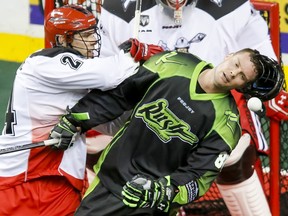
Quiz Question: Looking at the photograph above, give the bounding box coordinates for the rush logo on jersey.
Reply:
[135,99,199,145]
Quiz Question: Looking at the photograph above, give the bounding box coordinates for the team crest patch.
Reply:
[140,15,149,27]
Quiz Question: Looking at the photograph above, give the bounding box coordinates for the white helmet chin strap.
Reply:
[157,0,197,24]
[166,0,188,24]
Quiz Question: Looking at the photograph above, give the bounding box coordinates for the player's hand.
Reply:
[122,174,175,212]
[264,89,288,121]
[119,38,164,62]
[49,114,80,150]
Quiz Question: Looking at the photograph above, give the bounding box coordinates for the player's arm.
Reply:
[121,134,234,211]
[49,67,159,149]
[235,8,277,60]
[170,135,233,206]
[98,6,132,57]
[122,112,241,210]
[32,40,161,92]
[169,109,241,206]
[71,66,158,130]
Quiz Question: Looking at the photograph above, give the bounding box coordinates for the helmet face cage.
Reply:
[45,5,101,57]
[156,0,197,9]
[156,0,197,24]
[70,25,102,58]
[237,52,284,101]
[166,0,188,9]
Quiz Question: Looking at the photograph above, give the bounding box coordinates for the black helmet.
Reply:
[237,52,284,101]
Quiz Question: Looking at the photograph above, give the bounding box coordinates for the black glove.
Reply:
[119,38,164,62]
[49,113,80,150]
[122,174,176,212]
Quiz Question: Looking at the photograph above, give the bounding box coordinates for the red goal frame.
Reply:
[251,1,281,215]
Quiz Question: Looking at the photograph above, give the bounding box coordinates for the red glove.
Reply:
[119,38,164,62]
[264,89,288,121]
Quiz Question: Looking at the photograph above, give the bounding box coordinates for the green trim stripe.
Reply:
[71,112,90,121]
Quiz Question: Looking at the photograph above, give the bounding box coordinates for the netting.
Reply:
[183,117,288,216]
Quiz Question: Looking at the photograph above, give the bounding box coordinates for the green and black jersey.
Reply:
[72,51,241,205]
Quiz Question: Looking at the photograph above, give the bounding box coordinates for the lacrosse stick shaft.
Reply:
[0,139,59,155]
[133,0,142,39]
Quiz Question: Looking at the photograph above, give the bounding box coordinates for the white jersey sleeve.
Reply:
[98,8,133,57]
[0,47,138,189]
[217,1,277,60]
[98,2,224,64]
[29,49,138,91]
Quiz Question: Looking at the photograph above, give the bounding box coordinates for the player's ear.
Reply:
[56,35,67,46]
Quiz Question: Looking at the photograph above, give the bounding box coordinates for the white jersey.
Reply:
[98,0,276,151]
[99,0,276,63]
[0,47,138,190]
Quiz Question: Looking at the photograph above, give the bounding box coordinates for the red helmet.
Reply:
[45,5,97,47]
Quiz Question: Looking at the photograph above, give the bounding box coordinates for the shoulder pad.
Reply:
[196,0,248,20]
[102,0,156,23]
[30,47,81,58]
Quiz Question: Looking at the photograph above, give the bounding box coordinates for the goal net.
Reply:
[44,1,288,215]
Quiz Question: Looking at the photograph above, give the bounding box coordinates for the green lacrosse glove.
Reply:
[49,112,80,150]
[122,174,176,212]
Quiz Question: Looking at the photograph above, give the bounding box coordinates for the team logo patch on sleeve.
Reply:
[224,110,239,134]
[135,99,199,146]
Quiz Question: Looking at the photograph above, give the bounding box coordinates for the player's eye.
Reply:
[234,58,240,68]
[240,72,247,81]
[80,30,95,37]
[80,33,91,37]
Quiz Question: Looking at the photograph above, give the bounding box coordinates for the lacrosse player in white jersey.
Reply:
[89,0,280,215]
[0,4,163,216]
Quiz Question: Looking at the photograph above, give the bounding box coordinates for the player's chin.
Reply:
[218,82,234,92]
